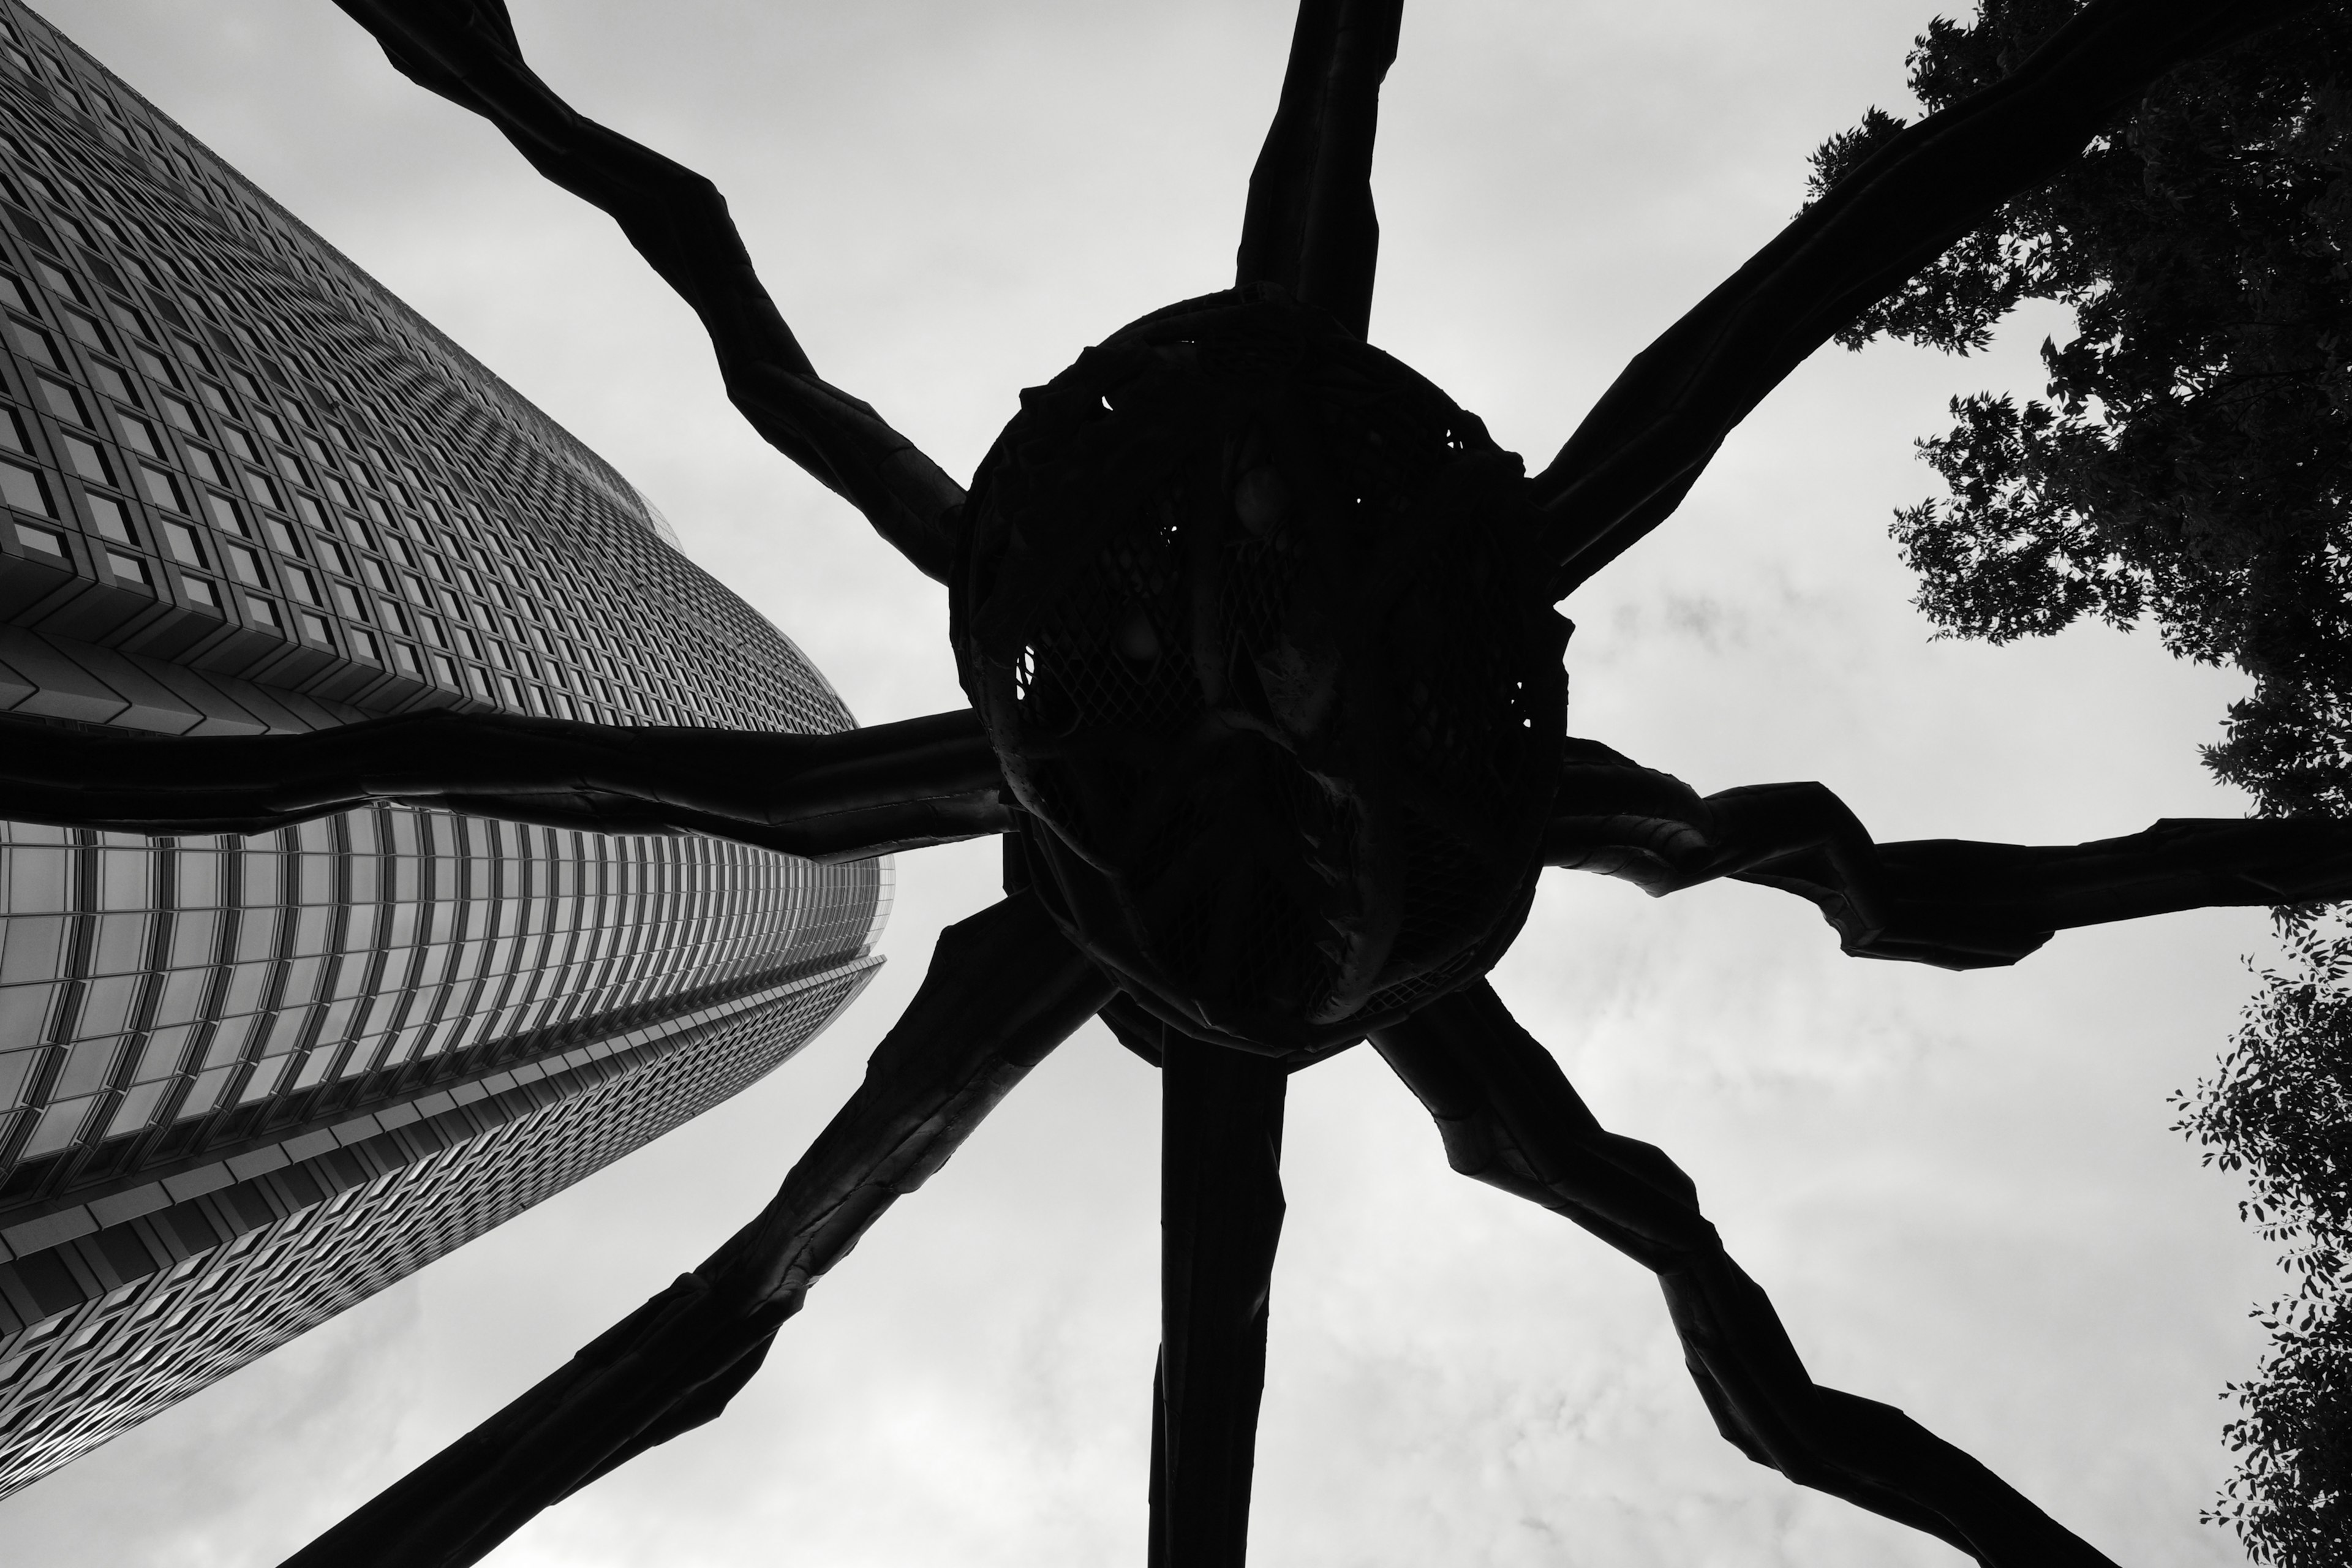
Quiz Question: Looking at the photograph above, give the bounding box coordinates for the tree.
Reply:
[1814,4,2352,1559]
[1810,0,2352,818]
[2176,926,2352,1565]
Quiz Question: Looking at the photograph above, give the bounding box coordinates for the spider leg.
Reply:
[1542,736,2352,969]
[0,705,1008,861]
[1528,0,2318,598]
[1148,1029,1289,1568]
[1371,981,2119,1568]
[278,891,1115,1568]
[330,1,964,580]
[1234,0,1404,338]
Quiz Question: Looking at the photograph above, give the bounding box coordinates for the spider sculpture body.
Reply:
[965,292,1566,1055]
[2,2,2345,1566]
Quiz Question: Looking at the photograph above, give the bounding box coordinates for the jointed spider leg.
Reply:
[1234,0,1403,339]
[1371,981,2120,1568]
[1149,1030,1289,1568]
[1529,0,2320,598]
[0,706,1008,861]
[280,891,1115,1568]
[331,0,965,580]
[1543,736,2352,968]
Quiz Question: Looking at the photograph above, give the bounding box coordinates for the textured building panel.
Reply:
[0,0,889,1495]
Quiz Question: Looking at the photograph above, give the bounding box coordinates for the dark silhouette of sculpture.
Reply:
[0,1,2340,1563]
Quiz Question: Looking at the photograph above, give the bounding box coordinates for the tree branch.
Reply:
[279,891,1115,1568]
[1529,0,2320,599]
[0,706,1009,862]
[331,0,965,581]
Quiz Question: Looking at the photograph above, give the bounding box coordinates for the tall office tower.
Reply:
[0,2,889,1496]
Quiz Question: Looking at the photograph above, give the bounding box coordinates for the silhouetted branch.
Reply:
[331,0,965,581]
[1371,982,2120,1568]
[1529,0,2320,598]
[280,891,1115,1568]
[1234,0,1403,338]
[1542,736,2352,968]
[0,707,1008,862]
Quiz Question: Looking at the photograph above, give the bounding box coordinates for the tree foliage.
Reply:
[1817,3,2352,1556]
[2176,927,2352,1565]
[1812,0,2352,817]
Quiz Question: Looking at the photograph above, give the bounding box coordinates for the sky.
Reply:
[0,2,2295,1566]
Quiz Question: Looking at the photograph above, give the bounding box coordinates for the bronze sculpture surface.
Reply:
[0,2,2337,1564]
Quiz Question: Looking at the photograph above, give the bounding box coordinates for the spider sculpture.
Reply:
[3,1,2345,1564]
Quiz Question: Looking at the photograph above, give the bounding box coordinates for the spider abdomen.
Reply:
[958,288,1570,1054]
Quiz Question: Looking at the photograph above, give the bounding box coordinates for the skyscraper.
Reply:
[0,0,886,1496]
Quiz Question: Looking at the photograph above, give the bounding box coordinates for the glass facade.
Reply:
[0,0,888,1497]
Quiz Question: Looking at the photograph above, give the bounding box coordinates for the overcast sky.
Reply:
[0,3,2291,1566]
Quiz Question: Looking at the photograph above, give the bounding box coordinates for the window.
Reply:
[314,537,350,575]
[243,596,279,630]
[263,516,301,556]
[331,582,365,620]
[298,611,331,644]
[181,576,218,610]
[85,493,133,544]
[38,374,88,426]
[0,457,52,515]
[59,307,108,352]
[32,259,80,303]
[391,641,421,675]
[429,653,458,687]
[132,344,180,389]
[0,272,24,312]
[222,543,262,587]
[283,565,320,605]
[112,410,157,454]
[222,424,257,462]
[108,300,151,341]
[89,360,132,402]
[205,492,246,535]
[254,407,287,443]
[186,445,226,485]
[104,549,148,587]
[61,434,111,484]
[243,469,281,510]
[0,405,26,452]
[139,463,184,513]
[10,318,58,367]
[14,522,63,556]
[159,519,205,568]
[349,626,379,661]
